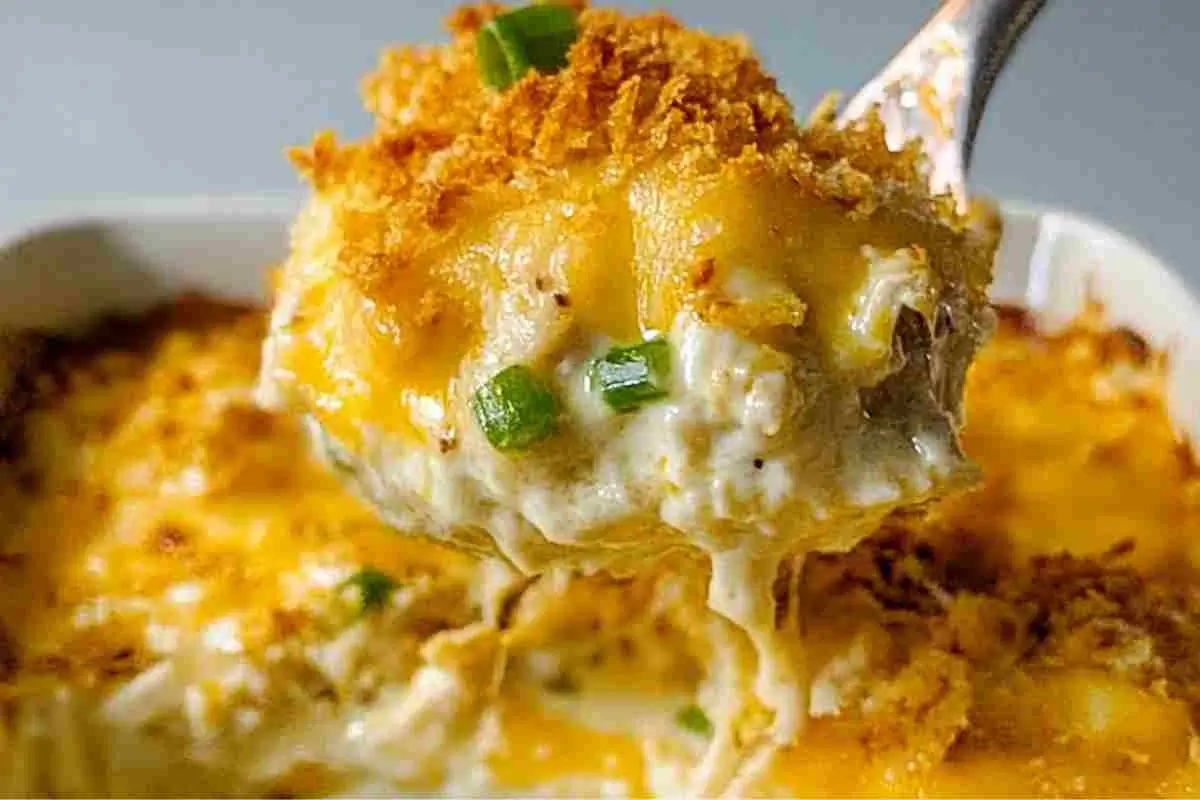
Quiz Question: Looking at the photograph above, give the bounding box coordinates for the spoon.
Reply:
[839,0,1047,206]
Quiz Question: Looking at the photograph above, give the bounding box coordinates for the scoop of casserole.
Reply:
[260,3,994,567]
[257,3,997,736]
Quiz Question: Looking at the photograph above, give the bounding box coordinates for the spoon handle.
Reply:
[839,0,1047,203]
[963,0,1047,169]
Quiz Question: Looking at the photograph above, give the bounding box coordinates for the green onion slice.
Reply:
[477,4,578,91]
[342,568,397,613]
[471,364,561,450]
[590,339,671,413]
[675,704,713,737]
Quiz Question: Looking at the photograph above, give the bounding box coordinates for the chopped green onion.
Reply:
[675,704,713,737]
[342,568,397,613]
[476,4,578,91]
[590,339,671,413]
[471,365,561,450]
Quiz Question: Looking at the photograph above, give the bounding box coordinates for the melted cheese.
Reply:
[3,301,1200,797]
[488,693,649,795]
[262,177,987,560]
[0,305,477,675]
[933,307,1200,572]
[743,309,1200,796]
[0,303,498,795]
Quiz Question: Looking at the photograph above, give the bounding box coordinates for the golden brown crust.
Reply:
[356,3,798,173]
[288,2,946,297]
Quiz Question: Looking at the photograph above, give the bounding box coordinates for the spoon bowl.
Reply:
[840,0,1047,204]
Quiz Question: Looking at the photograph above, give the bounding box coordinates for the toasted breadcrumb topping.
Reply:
[288,2,951,297]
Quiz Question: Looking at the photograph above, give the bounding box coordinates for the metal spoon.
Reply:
[839,0,1047,205]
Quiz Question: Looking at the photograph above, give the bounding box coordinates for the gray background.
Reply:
[3,2,1198,285]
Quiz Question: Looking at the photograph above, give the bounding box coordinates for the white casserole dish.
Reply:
[2,197,1197,446]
